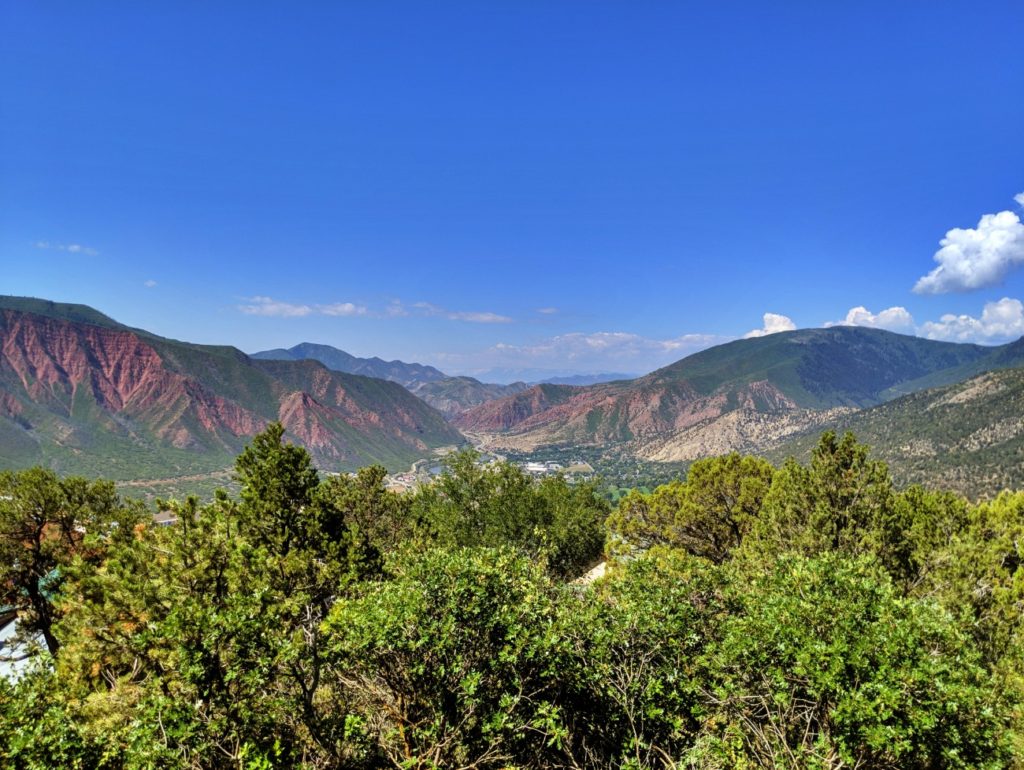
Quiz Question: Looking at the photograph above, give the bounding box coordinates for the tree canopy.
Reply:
[1,427,1022,768]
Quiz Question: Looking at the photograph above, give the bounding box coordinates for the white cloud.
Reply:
[319,302,368,317]
[239,296,370,318]
[34,241,99,256]
[919,297,1024,343]
[144,279,158,288]
[238,296,503,322]
[455,311,513,323]
[537,307,559,315]
[412,301,512,323]
[825,305,915,332]
[494,331,724,360]
[744,312,796,338]
[913,194,1024,294]
[239,296,314,317]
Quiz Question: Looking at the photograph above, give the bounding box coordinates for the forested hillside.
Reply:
[2,427,1023,768]
[771,367,1024,498]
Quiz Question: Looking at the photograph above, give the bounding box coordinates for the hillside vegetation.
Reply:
[770,367,1024,498]
[3,427,1024,768]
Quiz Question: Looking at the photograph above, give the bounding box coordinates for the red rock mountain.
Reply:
[0,298,464,480]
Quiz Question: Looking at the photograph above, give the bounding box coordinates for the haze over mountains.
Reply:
[3,295,1024,498]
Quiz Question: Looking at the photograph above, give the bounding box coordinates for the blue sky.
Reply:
[2,2,1023,379]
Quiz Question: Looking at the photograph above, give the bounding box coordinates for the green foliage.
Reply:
[324,547,568,769]
[3,428,1024,768]
[0,666,121,770]
[606,453,773,562]
[559,550,726,768]
[412,450,608,578]
[0,468,143,656]
[235,421,321,551]
[692,554,1010,769]
[322,464,412,555]
[926,491,1024,672]
[744,432,897,563]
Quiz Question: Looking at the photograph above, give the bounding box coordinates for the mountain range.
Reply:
[455,327,1024,467]
[251,344,635,416]
[252,342,529,417]
[3,295,1024,500]
[0,297,462,484]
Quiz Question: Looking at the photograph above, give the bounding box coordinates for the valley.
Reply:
[4,295,1024,501]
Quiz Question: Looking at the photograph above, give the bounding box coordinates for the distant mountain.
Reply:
[537,373,637,386]
[252,342,448,388]
[0,297,464,483]
[454,383,582,433]
[456,327,1024,462]
[252,342,528,417]
[467,367,645,385]
[769,367,1024,499]
[407,376,531,419]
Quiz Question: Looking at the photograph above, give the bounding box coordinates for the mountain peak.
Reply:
[0,295,128,331]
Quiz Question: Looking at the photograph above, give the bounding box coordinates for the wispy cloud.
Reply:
[237,296,370,318]
[319,302,368,317]
[144,279,158,288]
[238,296,504,321]
[537,307,559,315]
[384,300,409,318]
[34,241,99,256]
[919,297,1024,343]
[493,331,726,359]
[239,296,314,317]
[743,312,796,338]
[435,330,729,375]
[825,305,915,332]
[913,193,1024,294]
[412,301,512,323]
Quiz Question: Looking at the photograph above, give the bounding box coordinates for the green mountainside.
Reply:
[646,326,995,408]
[7,295,1024,501]
[769,367,1024,499]
[0,296,131,331]
[460,327,1024,469]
